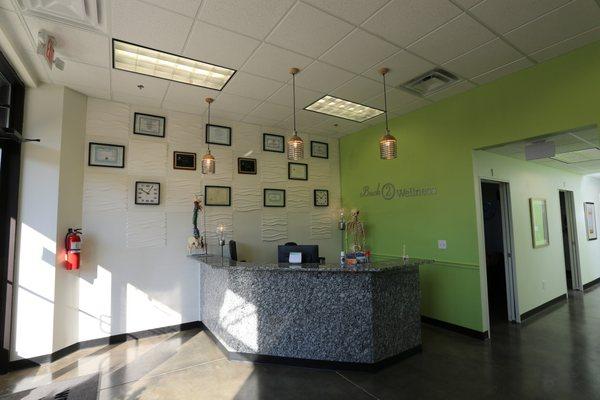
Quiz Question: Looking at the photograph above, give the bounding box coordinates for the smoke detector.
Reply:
[17,0,107,33]
[400,68,459,95]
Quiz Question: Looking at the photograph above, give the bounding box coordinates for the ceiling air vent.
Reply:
[17,0,107,32]
[400,68,458,95]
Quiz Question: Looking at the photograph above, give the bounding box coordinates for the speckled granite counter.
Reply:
[192,254,428,367]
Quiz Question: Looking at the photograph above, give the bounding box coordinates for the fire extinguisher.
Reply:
[65,228,82,270]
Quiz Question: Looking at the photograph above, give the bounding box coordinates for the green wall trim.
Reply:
[340,42,600,332]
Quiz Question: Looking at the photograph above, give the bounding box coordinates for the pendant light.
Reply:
[378,67,397,160]
[287,67,304,160]
[201,97,216,174]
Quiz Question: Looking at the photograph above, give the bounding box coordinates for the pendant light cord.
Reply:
[207,101,211,153]
[383,72,389,134]
[292,72,297,135]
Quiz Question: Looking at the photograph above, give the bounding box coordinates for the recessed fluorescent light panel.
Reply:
[112,40,235,90]
[305,95,383,122]
[552,148,600,164]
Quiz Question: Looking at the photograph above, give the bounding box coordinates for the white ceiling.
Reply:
[484,125,600,174]
[1,0,599,138]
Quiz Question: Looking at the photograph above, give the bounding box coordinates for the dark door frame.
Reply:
[0,50,24,373]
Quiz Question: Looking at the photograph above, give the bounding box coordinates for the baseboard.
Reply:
[202,323,421,371]
[520,294,567,321]
[583,276,600,291]
[421,316,488,340]
[8,321,203,372]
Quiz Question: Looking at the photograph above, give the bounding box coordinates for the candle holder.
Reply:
[217,225,226,258]
[338,208,346,252]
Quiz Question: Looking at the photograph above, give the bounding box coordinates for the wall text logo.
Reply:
[360,183,437,200]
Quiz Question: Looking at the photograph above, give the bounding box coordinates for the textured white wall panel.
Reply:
[261,211,288,242]
[83,172,128,213]
[86,98,130,139]
[126,211,167,248]
[233,186,262,212]
[128,141,168,177]
[310,211,333,239]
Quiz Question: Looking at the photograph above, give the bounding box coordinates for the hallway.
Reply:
[0,286,598,399]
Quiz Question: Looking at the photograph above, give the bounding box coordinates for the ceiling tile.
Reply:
[319,29,399,74]
[0,9,35,53]
[242,114,283,126]
[112,0,193,54]
[242,43,313,82]
[266,84,324,109]
[162,100,204,115]
[303,0,388,25]
[452,0,483,9]
[295,61,355,92]
[393,98,432,116]
[361,0,462,47]
[315,118,364,134]
[470,0,570,34]
[141,0,202,17]
[504,0,600,54]
[530,26,600,62]
[0,0,14,10]
[209,109,247,122]
[222,72,283,100]
[111,69,170,100]
[162,81,221,106]
[50,60,109,90]
[472,57,534,84]
[112,91,163,108]
[443,38,522,78]
[210,92,263,115]
[425,80,476,101]
[198,0,295,40]
[362,50,435,87]
[24,16,109,67]
[184,21,260,69]
[247,101,292,121]
[266,3,353,58]
[68,84,111,100]
[408,13,496,64]
[330,76,382,103]
[363,88,421,111]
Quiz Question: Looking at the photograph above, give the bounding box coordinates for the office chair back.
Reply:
[229,240,238,261]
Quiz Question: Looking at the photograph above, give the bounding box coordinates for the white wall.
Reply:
[474,150,600,315]
[13,92,342,359]
[79,97,341,342]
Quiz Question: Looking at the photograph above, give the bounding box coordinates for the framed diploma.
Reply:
[133,113,166,137]
[88,142,125,168]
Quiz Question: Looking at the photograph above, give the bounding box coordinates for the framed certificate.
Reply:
[584,202,597,240]
[88,142,125,168]
[264,189,285,207]
[206,124,232,146]
[288,162,308,180]
[205,185,231,206]
[173,151,196,170]
[263,133,285,153]
[134,113,166,137]
[311,141,329,159]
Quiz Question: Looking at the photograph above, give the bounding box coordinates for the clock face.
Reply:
[135,182,160,205]
[314,190,328,207]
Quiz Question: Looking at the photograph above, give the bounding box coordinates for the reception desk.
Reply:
[192,255,428,369]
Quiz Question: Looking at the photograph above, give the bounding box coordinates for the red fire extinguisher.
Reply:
[65,228,82,270]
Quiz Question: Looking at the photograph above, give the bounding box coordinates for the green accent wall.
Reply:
[340,41,600,332]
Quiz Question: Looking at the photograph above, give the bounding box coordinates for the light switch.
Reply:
[438,240,447,250]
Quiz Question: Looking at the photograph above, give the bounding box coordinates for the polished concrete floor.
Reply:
[1,286,599,399]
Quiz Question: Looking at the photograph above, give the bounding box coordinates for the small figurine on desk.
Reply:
[187,194,207,255]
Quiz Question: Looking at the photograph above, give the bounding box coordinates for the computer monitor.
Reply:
[277,245,319,263]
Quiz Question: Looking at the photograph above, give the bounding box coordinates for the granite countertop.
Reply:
[189,254,432,273]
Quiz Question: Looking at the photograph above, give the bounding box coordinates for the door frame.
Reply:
[477,179,521,328]
[559,190,583,291]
